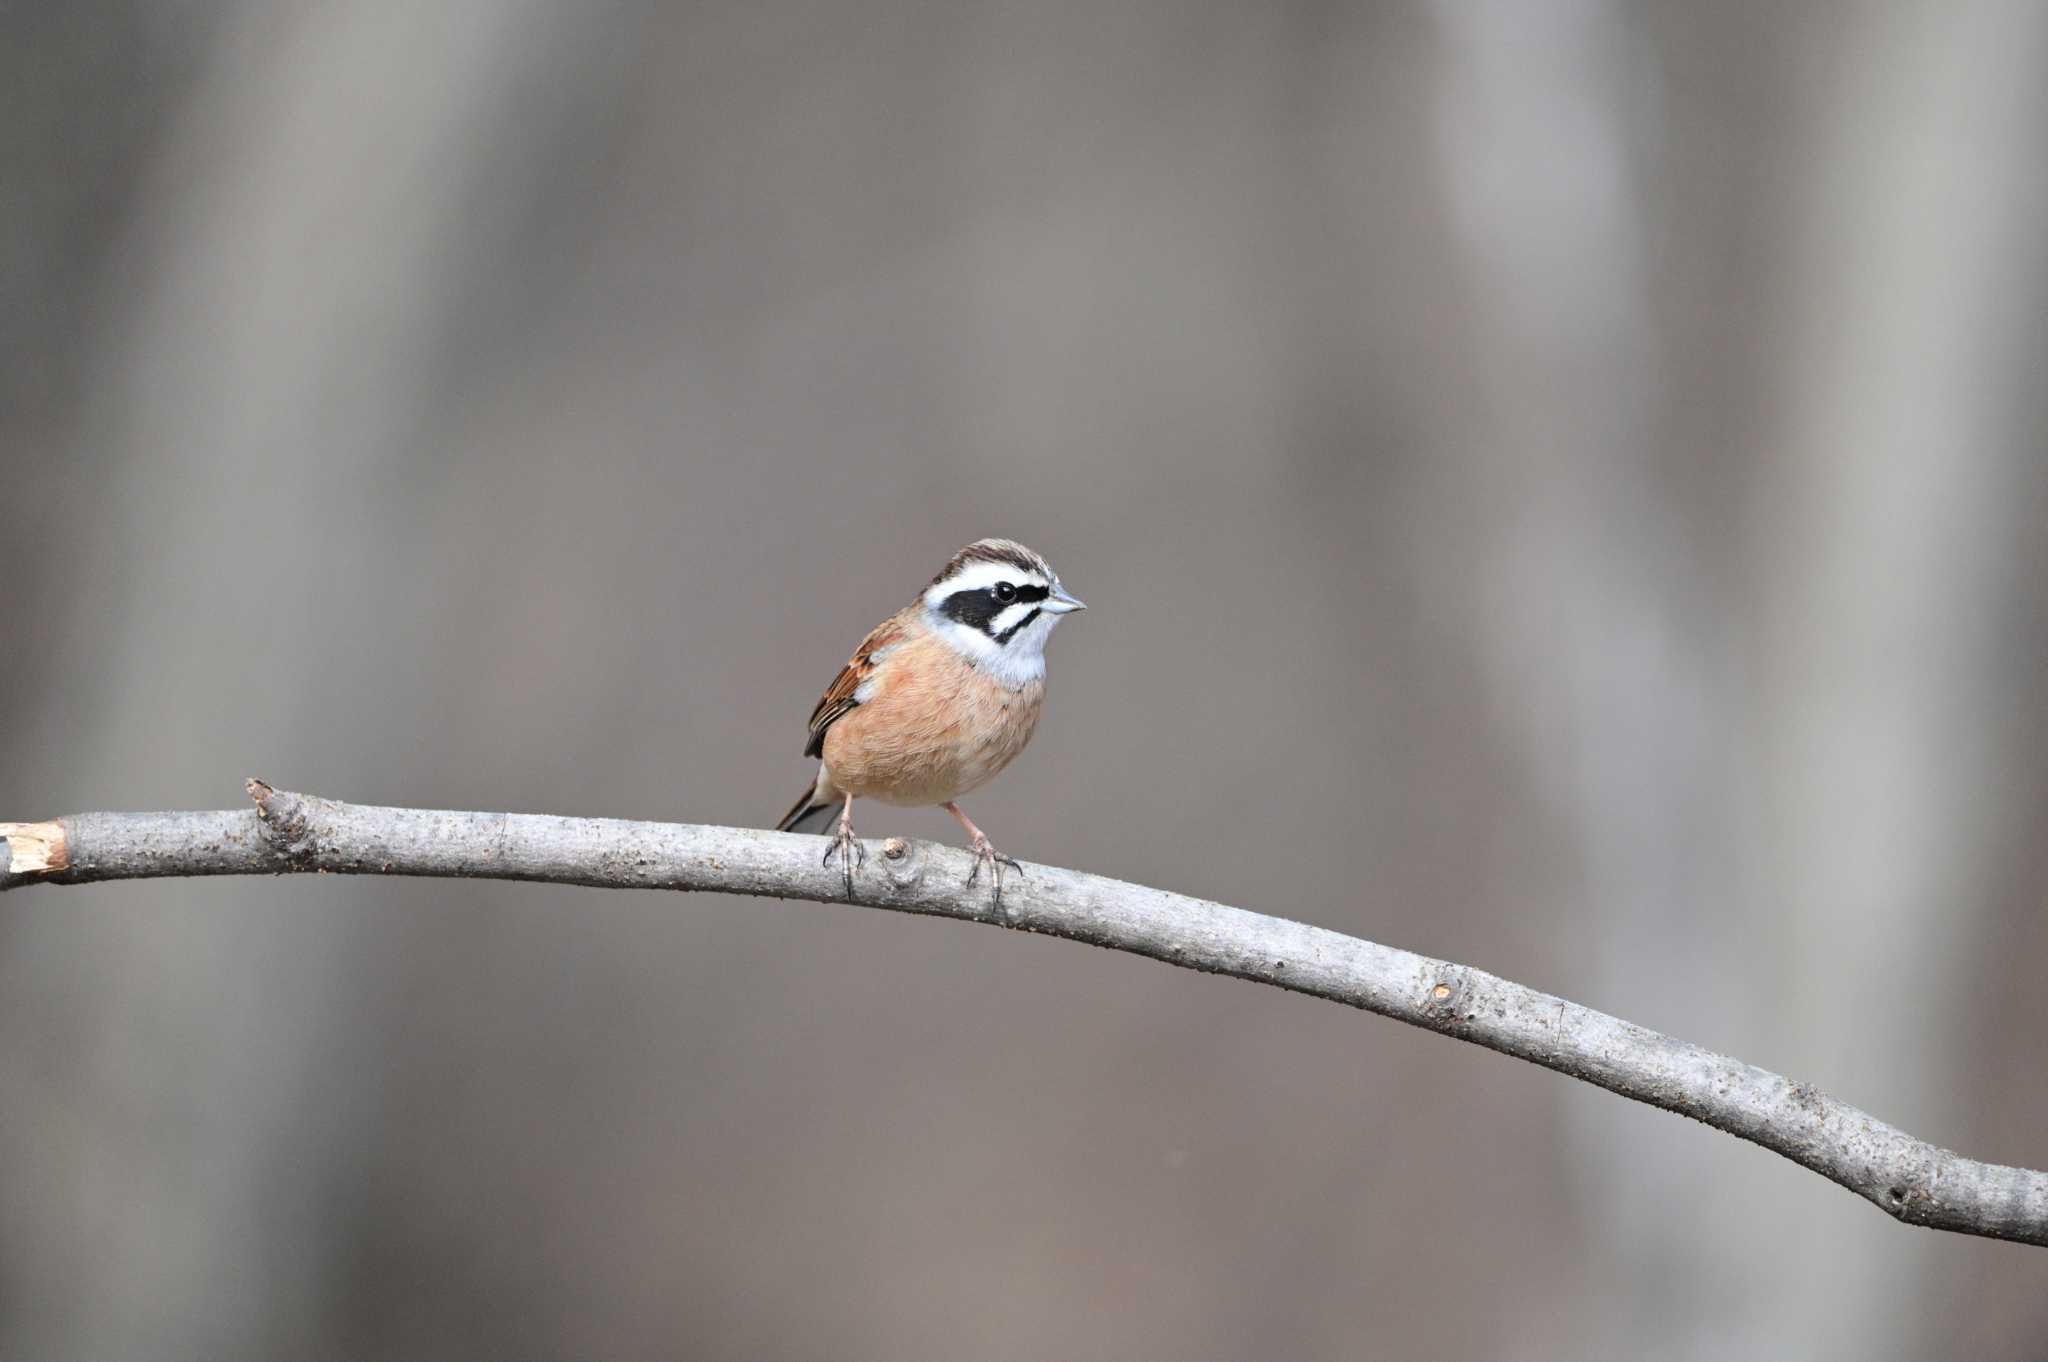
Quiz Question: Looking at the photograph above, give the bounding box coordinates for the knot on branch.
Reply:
[879,837,928,891]
[1420,965,1477,1030]
[247,777,321,868]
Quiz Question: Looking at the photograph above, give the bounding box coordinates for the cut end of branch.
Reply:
[246,777,275,806]
[0,820,69,875]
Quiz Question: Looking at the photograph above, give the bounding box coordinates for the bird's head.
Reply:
[921,538,1085,683]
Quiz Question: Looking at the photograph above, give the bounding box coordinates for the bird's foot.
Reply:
[964,834,1023,915]
[822,823,865,897]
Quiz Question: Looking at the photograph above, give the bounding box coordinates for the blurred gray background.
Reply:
[4,2,2047,1358]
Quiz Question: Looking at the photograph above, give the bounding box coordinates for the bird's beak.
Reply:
[1045,587,1087,614]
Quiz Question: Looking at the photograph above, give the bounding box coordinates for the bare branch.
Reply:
[5,779,2045,1247]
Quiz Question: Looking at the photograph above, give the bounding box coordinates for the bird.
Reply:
[775,538,1086,906]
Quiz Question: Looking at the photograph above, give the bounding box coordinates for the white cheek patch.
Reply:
[989,600,1039,636]
[928,611,1049,687]
[931,616,1002,663]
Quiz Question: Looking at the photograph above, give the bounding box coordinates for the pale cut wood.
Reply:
[0,819,67,874]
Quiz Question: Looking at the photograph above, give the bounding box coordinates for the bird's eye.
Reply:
[994,582,1017,602]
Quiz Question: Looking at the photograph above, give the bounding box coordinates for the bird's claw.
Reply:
[964,836,1023,914]
[822,826,864,896]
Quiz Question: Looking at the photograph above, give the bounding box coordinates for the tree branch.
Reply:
[5,780,2044,1247]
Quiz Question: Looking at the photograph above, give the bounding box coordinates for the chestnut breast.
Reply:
[821,629,1045,807]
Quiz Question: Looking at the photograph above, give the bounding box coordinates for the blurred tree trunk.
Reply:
[1433,2,2048,1357]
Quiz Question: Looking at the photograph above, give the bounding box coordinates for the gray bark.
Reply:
[6,780,2044,1248]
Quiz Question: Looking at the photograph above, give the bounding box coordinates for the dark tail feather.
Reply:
[776,785,832,832]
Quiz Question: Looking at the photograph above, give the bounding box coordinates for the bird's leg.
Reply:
[821,792,863,896]
[944,801,1022,910]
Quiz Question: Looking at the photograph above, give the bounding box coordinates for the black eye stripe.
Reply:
[939,588,1002,633]
[937,582,1052,639]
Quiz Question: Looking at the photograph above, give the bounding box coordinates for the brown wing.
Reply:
[803,614,907,758]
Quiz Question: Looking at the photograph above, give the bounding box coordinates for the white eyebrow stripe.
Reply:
[924,561,1047,604]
